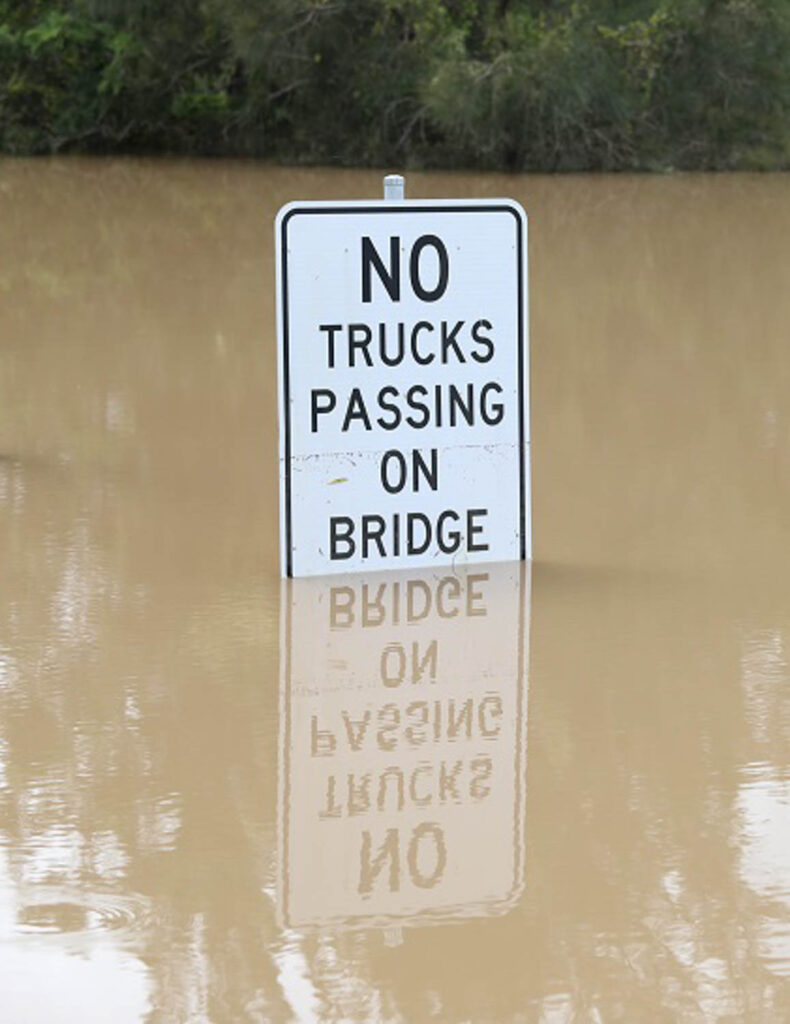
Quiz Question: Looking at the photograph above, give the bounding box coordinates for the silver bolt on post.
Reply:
[383,174,405,201]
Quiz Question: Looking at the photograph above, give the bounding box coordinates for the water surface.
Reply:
[1,159,789,1021]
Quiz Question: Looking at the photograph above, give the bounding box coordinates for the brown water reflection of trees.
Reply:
[0,162,788,1021]
[0,158,286,1019]
[5,547,785,1020]
[0,452,286,1019]
[290,569,789,1023]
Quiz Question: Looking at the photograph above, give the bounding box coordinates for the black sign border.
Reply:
[279,203,527,577]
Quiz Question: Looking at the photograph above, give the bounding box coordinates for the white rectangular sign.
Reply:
[276,199,529,577]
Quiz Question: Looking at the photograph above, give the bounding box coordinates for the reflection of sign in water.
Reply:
[276,201,530,577]
[278,563,529,930]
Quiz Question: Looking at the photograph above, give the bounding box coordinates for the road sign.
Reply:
[276,197,529,577]
[278,562,530,930]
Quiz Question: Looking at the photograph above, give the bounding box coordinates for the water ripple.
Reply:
[13,888,151,939]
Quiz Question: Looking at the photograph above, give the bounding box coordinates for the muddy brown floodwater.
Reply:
[1,159,789,1022]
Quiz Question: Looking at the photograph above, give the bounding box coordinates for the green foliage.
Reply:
[0,0,236,153]
[1,0,789,168]
[425,0,790,170]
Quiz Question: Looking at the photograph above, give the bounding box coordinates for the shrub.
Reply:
[1,0,789,169]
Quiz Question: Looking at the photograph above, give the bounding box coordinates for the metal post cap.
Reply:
[383,174,405,201]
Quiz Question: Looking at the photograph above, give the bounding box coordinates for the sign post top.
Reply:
[383,174,405,201]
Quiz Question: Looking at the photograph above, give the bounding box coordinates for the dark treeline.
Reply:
[2,0,790,170]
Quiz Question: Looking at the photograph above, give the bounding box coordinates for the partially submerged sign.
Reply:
[278,563,529,930]
[276,195,530,577]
